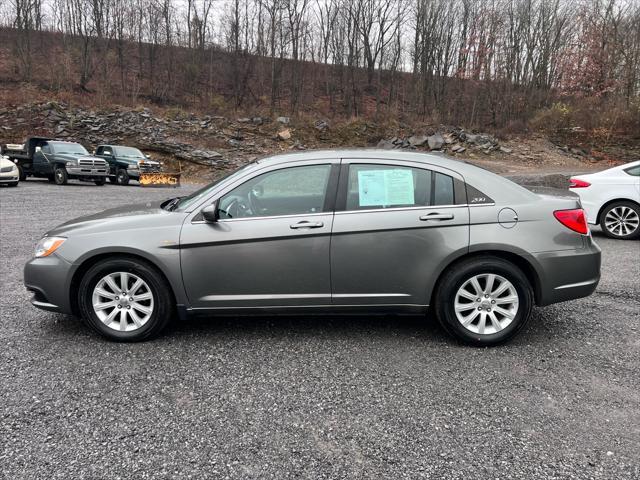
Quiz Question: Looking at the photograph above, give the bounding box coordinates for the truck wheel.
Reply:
[54,167,68,185]
[108,176,117,184]
[18,166,26,182]
[116,169,130,186]
[94,179,106,186]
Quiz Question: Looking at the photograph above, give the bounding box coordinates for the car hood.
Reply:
[116,157,160,165]
[55,153,104,163]
[1,157,16,168]
[46,200,182,237]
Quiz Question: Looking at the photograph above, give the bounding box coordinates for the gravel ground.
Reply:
[1,180,639,479]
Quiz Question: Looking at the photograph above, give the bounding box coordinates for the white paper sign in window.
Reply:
[358,169,415,207]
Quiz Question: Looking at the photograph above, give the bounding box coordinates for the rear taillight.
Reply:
[554,209,589,234]
[569,178,591,188]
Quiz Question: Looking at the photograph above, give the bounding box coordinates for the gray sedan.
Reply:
[24,150,601,345]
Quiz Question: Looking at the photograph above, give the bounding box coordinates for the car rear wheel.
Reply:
[116,169,130,186]
[17,165,26,181]
[94,179,105,186]
[600,201,640,240]
[54,167,68,185]
[78,258,173,341]
[434,256,533,346]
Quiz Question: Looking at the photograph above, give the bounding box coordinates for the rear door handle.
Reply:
[419,213,454,221]
[290,220,324,229]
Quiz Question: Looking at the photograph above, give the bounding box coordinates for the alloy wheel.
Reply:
[454,273,519,335]
[604,206,639,237]
[92,272,154,332]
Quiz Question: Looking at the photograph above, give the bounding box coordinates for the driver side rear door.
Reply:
[179,159,340,310]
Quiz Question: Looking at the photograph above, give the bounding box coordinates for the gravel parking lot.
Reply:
[1,180,639,479]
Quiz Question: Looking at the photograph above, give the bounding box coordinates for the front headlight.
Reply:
[128,163,139,169]
[35,237,66,258]
[66,161,75,166]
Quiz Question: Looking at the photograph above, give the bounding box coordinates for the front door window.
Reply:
[218,164,332,219]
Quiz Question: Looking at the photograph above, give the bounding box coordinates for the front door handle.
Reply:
[290,220,324,229]
[419,212,454,221]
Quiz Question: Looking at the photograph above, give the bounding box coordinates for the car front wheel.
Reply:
[78,258,173,341]
[600,201,640,240]
[434,256,533,346]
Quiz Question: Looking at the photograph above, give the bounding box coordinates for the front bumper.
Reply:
[66,167,108,177]
[0,170,19,182]
[534,237,601,306]
[24,254,75,314]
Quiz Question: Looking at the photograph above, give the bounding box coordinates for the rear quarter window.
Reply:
[465,184,495,205]
[624,165,640,177]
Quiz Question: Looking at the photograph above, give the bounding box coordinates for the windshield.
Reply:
[114,146,145,158]
[51,142,88,155]
[174,163,256,211]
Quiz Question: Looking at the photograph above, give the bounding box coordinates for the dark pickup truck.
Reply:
[94,145,161,185]
[1,137,109,185]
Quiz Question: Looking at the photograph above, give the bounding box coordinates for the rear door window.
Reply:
[344,164,457,210]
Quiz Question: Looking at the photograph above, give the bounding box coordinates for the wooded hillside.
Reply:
[1,0,639,138]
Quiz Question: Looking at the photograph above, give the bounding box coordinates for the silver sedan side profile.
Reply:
[24,150,601,345]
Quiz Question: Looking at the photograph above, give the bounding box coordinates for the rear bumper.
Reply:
[534,238,601,306]
[24,254,74,314]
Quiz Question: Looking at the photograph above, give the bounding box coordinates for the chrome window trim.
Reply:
[190,203,495,223]
[191,211,330,224]
[335,204,467,216]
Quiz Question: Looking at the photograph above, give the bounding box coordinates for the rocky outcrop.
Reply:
[0,102,283,168]
[376,128,507,156]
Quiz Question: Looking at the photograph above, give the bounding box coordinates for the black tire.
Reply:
[94,179,106,186]
[54,167,68,185]
[17,165,26,181]
[116,168,130,186]
[108,176,117,184]
[78,258,174,342]
[599,201,640,240]
[434,256,534,346]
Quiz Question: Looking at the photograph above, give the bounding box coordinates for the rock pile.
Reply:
[376,128,508,156]
[0,102,278,169]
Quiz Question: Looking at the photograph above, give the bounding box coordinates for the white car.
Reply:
[569,161,640,239]
[0,155,20,187]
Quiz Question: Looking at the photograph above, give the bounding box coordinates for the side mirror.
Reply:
[201,202,219,223]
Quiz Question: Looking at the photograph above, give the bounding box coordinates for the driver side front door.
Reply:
[179,161,339,310]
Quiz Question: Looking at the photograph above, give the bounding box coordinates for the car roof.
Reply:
[254,149,536,202]
[98,145,140,148]
[257,148,504,178]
